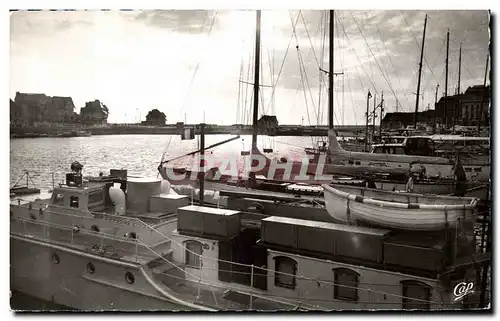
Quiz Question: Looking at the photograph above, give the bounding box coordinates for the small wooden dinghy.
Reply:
[322,184,478,231]
[10,171,41,197]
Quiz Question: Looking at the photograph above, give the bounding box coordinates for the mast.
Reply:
[365,90,371,152]
[458,43,462,95]
[372,94,377,141]
[453,43,462,129]
[199,123,205,205]
[434,84,439,132]
[477,52,490,132]
[379,92,384,137]
[414,14,428,128]
[251,10,261,151]
[328,10,334,129]
[444,30,450,129]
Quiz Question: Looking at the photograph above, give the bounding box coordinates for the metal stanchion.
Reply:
[197,257,202,300]
[136,238,139,263]
[250,264,254,310]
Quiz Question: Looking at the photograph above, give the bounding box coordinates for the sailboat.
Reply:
[159,10,457,196]
[245,12,456,190]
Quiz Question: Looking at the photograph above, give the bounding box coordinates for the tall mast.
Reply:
[478,52,490,132]
[251,10,261,151]
[372,94,377,141]
[414,14,428,128]
[444,30,450,129]
[379,92,384,137]
[453,43,462,129]
[433,83,439,132]
[364,90,371,152]
[328,10,334,129]
[458,43,462,95]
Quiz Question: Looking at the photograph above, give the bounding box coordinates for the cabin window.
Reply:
[184,240,203,268]
[88,190,103,204]
[401,280,431,310]
[395,148,405,155]
[333,268,359,301]
[464,168,472,172]
[53,194,64,205]
[474,168,481,173]
[354,161,361,165]
[70,196,79,208]
[273,256,297,289]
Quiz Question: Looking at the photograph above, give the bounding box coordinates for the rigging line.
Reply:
[370,12,413,110]
[264,11,301,114]
[290,13,320,124]
[318,11,328,127]
[236,51,245,124]
[399,11,440,85]
[299,11,325,80]
[422,36,447,97]
[179,10,219,118]
[244,32,255,125]
[345,72,358,125]
[335,14,379,95]
[288,20,323,129]
[351,13,399,104]
[264,49,274,116]
[297,44,321,125]
[336,20,349,126]
[260,39,265,118]
[297,47,313,128]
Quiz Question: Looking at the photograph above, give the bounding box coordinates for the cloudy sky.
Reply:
[9,10,490,125]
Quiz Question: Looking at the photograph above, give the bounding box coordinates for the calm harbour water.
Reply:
[10,134,313,190]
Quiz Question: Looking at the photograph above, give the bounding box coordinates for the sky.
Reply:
[9,9,490,125]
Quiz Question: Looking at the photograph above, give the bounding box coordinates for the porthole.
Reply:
[125,272,135,284]
[124,232,137,239]
[52,253,60,264]
[87,262,95,274]
[91,225,100,232]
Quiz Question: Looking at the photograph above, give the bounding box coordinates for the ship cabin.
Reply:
[166,205,482,310]
[10,169,191,254]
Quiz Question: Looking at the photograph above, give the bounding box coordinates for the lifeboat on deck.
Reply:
[322,184,478,231]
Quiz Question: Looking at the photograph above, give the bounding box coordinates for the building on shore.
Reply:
[382,85,490,130]
[80,100,109,126]
[257,115,279,135]
[11,92,77,127]
[141,109,166,126]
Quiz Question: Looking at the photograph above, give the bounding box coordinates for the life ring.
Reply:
[470,172,479,183]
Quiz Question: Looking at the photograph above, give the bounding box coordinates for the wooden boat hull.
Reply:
[10,187,41,196]
[322,184,478,231]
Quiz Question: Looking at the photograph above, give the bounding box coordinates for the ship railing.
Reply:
[12,203,171,249]
[135,220,492,310]
[90,210,149,228]
[10,215,159,263]
[135,236,488,310]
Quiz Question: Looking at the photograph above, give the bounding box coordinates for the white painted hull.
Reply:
[10,235,189,311]
[322,184,478,231]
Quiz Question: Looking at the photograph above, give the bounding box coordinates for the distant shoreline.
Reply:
[10,124,370,138]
